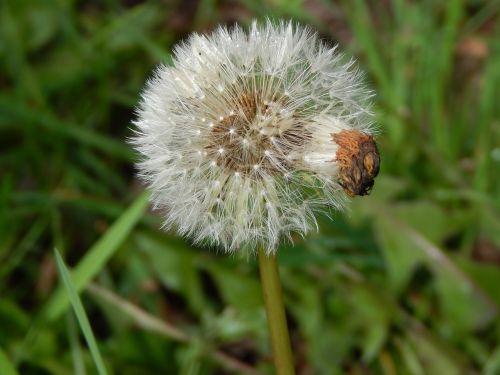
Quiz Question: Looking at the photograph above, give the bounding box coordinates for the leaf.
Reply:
[484,344,500,375]
[402,223,497,332]
[54,249,108,375]
[434,265,496,332]
[44,191,150,320]
[456,258,500,307]
[208,308,266,342]
[0,348,19,375]
[391,202,449,244]
[0,300,30,339]
[405,327,462,375]
[346,283,392,362]
[204,261,263,312]
[66,312,86,375]
[395,337,424,375]
[375,214,426,292]
[377,205,496,332]
[135,232,206,313]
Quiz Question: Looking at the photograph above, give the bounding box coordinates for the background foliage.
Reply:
[1,0,499,374]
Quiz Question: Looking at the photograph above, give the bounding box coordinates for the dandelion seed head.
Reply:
[132,20,376,254]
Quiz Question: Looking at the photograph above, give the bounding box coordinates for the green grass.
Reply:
[0,348,20,375]
[45,191,150,321]
[54,249,108,375]
[1,0,499,374]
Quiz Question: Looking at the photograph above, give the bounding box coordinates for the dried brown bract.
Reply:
[332,130,380,197]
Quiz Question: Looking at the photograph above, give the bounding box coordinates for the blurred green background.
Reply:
[1,0,499,374]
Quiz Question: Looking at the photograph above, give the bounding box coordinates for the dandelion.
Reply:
[132,20,378,254]
[132,20,379,375]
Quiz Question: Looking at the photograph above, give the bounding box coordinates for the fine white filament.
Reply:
[132,20,374,254]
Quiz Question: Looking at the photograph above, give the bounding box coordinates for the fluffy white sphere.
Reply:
[132,20,375,254]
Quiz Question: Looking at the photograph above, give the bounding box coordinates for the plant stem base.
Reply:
[258,249,295,375]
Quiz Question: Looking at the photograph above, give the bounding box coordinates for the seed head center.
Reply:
[204,93,305,176]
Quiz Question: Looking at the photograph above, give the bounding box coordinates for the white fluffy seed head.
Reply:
[132,20,375,254]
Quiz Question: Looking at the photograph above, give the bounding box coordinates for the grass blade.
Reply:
[54,249,108,375]
[0,348,19,375]
[67,312,87,375]
[44,191,150,320]
[0,98,134,161]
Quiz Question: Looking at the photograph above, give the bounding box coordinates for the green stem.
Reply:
[258,249,295,375]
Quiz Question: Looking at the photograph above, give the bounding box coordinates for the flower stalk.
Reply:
[258,249,295,375]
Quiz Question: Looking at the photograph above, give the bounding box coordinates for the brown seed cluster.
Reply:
[204,93,307,176]
[332,129,380,197]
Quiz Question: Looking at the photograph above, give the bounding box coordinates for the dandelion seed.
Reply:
[132,20,378,253]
